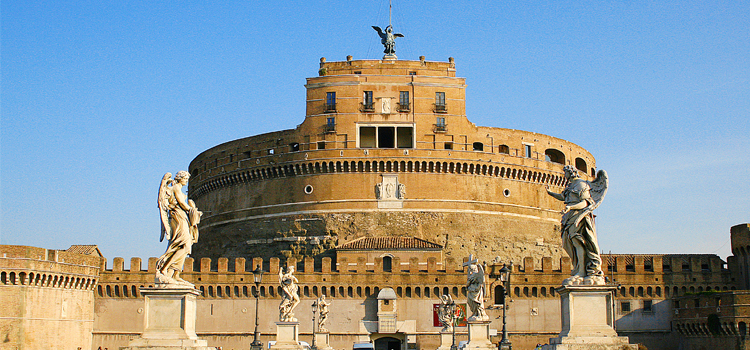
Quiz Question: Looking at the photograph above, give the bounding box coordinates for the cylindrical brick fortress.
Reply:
[188,58,596,265]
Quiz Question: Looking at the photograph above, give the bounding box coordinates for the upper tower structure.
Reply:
[188,55,596,265]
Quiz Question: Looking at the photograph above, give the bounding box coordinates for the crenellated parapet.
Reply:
[96,253,735,302]
[0,245,102,291]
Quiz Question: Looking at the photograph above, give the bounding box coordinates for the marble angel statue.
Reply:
[546,165,609,286]
[156,171,202,287]
[464,256,489,321]
[438,294,454,332]
[278,266,301,322]
[317,294,331,332]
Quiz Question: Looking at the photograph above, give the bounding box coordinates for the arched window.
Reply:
[498,145,510,154]
[575,158,587,173]
[545,149,565,165]
[494,285,506,305]
[383,256,392,272]
[472,142,484,151]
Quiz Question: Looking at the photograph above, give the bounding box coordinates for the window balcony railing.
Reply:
[397,103,410,112]
[324,123,336,133]
[434,104,447,113]
[361,102,374,113]
[325,103,337,113]
[434,124,447,133]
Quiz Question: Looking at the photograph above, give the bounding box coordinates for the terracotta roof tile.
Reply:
[336,237,442,251]
[66,245,103,257]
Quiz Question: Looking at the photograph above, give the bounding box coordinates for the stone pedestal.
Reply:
[315,332,334,350]
[271,322,305,350]
[542,285,637,350]
[436,331,455,350]
[465,321,495,350]
[121,287,215,350]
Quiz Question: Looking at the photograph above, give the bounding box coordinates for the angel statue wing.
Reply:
[158,173,173,242]
[372,26,385,39]
[588,169,609,211]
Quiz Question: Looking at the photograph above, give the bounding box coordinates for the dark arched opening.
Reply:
[575,157,587,173]
[383,256,392,272]
[545,149,565,164]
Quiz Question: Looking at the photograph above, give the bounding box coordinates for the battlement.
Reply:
[96,252,735,302]
[0,245,102,291]
[101,253,729,275]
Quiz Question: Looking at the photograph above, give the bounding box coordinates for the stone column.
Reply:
[122,287,215,350]
[542,285,637,350]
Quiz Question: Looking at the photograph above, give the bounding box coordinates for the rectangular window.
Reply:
[325,117,335,133]
[435,117,446,132]
[435,92,446,112]
[399,91,410,111]
[326,92,336,112]
[524,144,532,158]
[621,301,631,313]
[358,125,414,149]
[444,142,453,150]
[643,300,653,313]
[317,141,326,150]
[378,127,395,148]
[396,127,413,148]
[363,91,374,111]
[360,127,376,148]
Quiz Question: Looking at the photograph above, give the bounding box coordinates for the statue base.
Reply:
[315,331,334,350]
[465,321,495,350]
[271,322,305,350]
[436,330,455,350]
[120,287,216,350]
[542,285,636,350]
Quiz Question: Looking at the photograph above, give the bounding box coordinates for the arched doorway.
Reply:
[374,337,401,350]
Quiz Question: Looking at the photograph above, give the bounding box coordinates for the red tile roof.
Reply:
[66,245,103,257]
[336,237,442,251]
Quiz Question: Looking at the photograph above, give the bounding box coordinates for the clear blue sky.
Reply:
[2,1,748,264]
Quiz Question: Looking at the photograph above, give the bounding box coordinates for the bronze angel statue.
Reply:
[372,25,404,57]
[156,171,202,286]
[546,165,608,286]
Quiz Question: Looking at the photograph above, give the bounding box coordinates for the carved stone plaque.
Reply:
[376,174,404,209]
